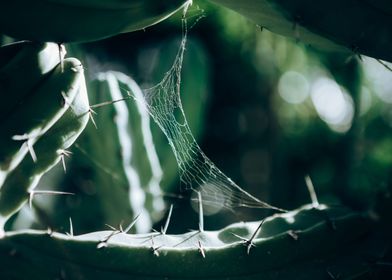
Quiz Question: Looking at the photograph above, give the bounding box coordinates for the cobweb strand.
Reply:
[131,17,284,213]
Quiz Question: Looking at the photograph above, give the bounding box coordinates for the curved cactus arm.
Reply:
[0,58,85,173]
[0,42,65,174]
[0,0,191,42]
[0,204,371,279]
[210,0,392,62]
[0,57,90,233]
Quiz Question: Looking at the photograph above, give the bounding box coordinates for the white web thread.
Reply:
[130,15,284,212]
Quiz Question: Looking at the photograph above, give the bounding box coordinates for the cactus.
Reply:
[210,0,392,62]
[0,42,90,233]
[0,0,191,42]
[53,38,211,234]
[57,71,167,233]
[0,204,372,279]
[0,49,376,276]
[0,1,389,279]
[0,42,65,173]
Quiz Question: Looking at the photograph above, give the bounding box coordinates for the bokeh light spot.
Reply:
[311,77,354,133]
[278,71,309,104]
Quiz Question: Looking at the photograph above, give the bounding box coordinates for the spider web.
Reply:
[129,14,284,213]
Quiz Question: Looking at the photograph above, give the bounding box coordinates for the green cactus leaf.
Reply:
[0,0,191,42]
[0,204,372,279]
[210,0,392,62]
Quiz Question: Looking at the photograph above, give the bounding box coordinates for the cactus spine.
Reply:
[0,204,371,279]
[0,42,90,234]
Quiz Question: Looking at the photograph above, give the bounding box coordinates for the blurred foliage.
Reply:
[4,0,392,235]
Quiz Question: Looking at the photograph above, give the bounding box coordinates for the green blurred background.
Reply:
[4,0,392,234]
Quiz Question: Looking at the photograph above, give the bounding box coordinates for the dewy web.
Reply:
[130,6,283,212]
